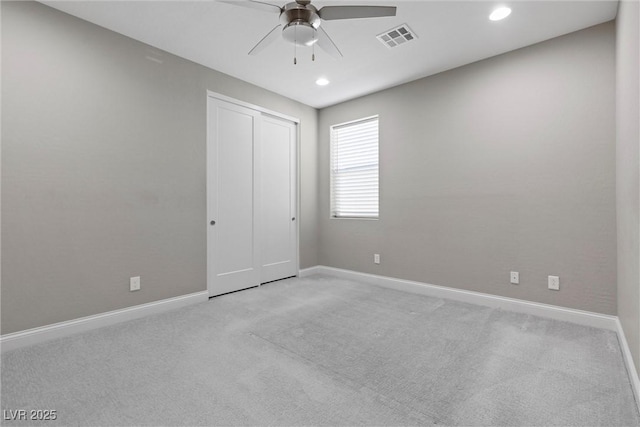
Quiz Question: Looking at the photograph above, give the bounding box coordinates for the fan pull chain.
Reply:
[293,25,297,65]
[312,32,316,61]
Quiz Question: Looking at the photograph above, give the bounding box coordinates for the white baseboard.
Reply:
[0,291,209,353]
[308,266,618,330]
[299,266,324,278]
[616,317,640,411]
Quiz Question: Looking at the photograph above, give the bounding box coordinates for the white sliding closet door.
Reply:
[261,115,297,283]
[207,99,261,296]
[207,95,298,297]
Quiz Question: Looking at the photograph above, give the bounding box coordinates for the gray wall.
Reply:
[318,22,617,315]
[616,0,640,372]
[1,1,318,334]
[0,1,623,335]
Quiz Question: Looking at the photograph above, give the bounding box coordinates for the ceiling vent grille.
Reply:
[377,24,417,48]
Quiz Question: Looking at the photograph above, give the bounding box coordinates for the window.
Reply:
[330,116,379,219]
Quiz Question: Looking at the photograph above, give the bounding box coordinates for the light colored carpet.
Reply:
[1,274,638,426]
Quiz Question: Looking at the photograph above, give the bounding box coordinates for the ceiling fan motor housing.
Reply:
[280,1,320,28]
[280,2,321,46]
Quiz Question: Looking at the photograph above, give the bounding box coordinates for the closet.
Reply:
[206,93,298,297]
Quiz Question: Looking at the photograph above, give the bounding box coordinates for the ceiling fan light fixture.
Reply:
[282,21,317,46]
[316,77,330,86]
[489,6,511,21]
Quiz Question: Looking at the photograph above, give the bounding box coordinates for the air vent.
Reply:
[377,24,417,48]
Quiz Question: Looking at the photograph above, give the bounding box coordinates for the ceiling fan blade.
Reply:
[316,27,343,59]
[248,24,282,55]
[218,0,282,14]
[318,5,397,21]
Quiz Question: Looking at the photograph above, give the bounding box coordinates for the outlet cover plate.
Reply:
[548,275,560,291]
[510,271,519,284]
[130,276,141,292]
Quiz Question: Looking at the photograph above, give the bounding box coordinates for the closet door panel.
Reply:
[261,115,297,283]
[217,107,254,273]
[207,94,297,297]
[208,99,260,296]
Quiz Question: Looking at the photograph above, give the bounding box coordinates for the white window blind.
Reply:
[330,116,379,219]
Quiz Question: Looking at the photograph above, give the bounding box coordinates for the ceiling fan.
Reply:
[219,0,397,61]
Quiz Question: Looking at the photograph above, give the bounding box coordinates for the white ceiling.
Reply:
[41,0,618,109]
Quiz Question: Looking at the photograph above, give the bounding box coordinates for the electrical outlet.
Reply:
[374,254,380,264]
[548,275,559,291]
[510,271,519,284]
[130,276,141,292]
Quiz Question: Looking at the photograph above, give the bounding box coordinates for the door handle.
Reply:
[292,217,296,221]
[210,220,216,226]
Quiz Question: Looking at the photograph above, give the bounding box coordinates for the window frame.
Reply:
[329,115,380,220]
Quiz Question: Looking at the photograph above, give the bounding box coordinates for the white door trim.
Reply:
[207,91,300,124]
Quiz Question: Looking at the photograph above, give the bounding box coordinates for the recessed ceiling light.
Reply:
[489,6,511,21]
[316,78,330,86]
